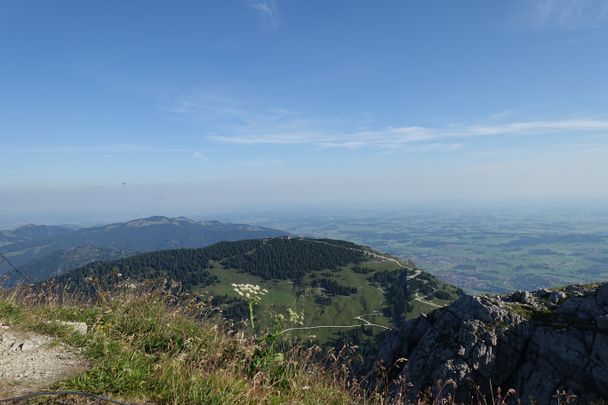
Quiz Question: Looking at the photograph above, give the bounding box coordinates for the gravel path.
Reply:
[0,322,86,398]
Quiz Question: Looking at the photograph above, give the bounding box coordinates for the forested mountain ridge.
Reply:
[0,216,287,285]
[52,238,369,288]
[49,237,462,343]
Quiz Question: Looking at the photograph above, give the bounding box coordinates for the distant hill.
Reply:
[51,237,462,343]
[3,246,137,285]
[0,224,73,245]
[0,216,287,285]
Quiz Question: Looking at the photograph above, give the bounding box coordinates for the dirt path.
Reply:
[0,323,86,398]
[352,312,391,330]
[303,238,412,271]
[303,238,445,313]
[413,293,444,308]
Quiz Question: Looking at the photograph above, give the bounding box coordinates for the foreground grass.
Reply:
[0,286,364,404]
[0,285,546,405]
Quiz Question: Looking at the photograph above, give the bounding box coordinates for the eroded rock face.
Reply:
[375,283,608,404]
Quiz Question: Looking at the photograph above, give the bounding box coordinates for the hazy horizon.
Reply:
[2,198,608,230]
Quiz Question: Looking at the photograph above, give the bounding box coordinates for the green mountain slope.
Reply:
[52,237,462,342]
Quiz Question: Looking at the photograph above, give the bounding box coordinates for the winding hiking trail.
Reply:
[302,238,446,325]
[303,238,407,268]
[302,238,422,279]
[412,293,444,308]
[0,322,86,399]
[352,312,391,330]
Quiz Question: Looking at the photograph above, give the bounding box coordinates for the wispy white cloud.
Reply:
[221,159,285,168]
[162,91,608,152]
[518,0,608,30]
[160,90,303,133]
[192,151,207,160]
[207,118,608,150]
[487,110,513,121]
[0,144,190,155]
[245,0,280,30]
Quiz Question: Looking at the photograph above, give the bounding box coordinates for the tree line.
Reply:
[50,238,368,290]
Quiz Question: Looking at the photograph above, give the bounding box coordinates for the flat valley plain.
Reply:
[219,206,608,294]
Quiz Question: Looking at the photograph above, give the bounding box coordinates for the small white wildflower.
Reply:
[231,283,270,329]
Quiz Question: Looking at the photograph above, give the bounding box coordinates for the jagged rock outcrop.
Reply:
[376,283,608,404]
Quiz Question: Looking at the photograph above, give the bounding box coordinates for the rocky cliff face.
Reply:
[376,283,608,404]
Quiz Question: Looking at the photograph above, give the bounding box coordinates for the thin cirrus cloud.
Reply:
[0,144,189,155]
[221,159,285,168]
[245,0,279,30]
[518,0,608,30]
[192,151,208,160]
[207,118,608,150]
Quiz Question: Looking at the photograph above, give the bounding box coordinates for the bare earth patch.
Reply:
[0,324,86,398]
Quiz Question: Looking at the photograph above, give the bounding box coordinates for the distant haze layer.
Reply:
[2,144,608,224]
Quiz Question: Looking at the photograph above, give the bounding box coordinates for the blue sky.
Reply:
[1,0,608,221]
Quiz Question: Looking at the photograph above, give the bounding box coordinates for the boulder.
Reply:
[46,320,88,335]
[512,290,534,305]
[548,290,567,304]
